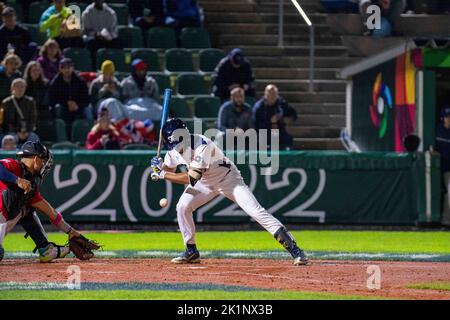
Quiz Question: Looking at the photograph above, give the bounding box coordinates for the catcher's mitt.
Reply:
[69,234,101,260]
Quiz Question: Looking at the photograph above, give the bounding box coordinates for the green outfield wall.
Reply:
[0,150,441,225]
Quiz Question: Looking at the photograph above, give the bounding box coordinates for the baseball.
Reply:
[159,198,168,208]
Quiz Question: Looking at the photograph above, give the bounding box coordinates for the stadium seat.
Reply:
[29,1,49,23]
[118,26,144,48]
[36,119,68,143]
[96,48,126,72]
[22,24,47,46]
[51,141,81,149]
[170,97,191,118]
[146,27,177,50]
[165,49,195,73]
[63,47,92,72]
[180,27,211,49]
[131,49,161,72]
[194,96,221,118]
[109,3,129,25]
[245,96,256,107]
[150,73,171,92]
[71,119,93,146]
[177,73,209,96]
[199,48,226,73]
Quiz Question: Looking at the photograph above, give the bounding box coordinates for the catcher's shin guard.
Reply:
[274,227,308,265]
[20,210,50,250]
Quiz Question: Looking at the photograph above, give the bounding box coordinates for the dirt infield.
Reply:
[1,258,450,299]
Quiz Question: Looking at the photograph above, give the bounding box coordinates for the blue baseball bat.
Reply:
[157,88,172,157]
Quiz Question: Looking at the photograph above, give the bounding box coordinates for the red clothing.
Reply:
[0,158,44,220]
[86,126,122,150]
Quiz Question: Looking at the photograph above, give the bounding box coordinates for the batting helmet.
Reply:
[161,118,188,150]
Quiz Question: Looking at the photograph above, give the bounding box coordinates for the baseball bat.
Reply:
[152,88,171,181]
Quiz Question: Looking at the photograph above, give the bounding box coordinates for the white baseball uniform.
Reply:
[164,134,283,245]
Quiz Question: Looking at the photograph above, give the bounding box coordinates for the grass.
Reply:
[406,282,450,291]
[0,290,383,300]
[3,230,450,254]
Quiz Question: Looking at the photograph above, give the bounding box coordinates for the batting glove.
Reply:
[151,156,163,169]
[151,167,165,181]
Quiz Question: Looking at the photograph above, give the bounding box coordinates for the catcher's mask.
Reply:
[16,141,54,178]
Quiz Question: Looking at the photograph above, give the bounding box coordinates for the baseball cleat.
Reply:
[292,248,309,266]
[171,249,201,264]
[38,243,70,263]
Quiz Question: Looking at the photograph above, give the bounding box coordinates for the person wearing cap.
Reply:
[1,134,17,151]
[0,141,83,263]
[436,106,450,225]
[0,6,37,63]
[121,59,162,121]
[89,60,122,110]
[48,57,90,131]
[0,78,39,147]
[212,48,255,102]
[39,0,84,50]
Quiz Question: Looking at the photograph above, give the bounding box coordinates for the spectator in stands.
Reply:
[217,87,254,134]
[86,107,121,150]
[24,61,50,118]
[212,48,255,102]
[36,39,65,82]
[39,0,84,50]
[0,7,37,64]
[1,134,17,150]
[0,52,22,101]
[121,59,161,121]
[82,0,122,69]
[128,0,165,34]
[0,78,39,146]
[164,0,202,36]
[89,60,127,120]
[436,106,450,225]
[253,84,297,150]
[48,58,90,131]
[359,0,406,37]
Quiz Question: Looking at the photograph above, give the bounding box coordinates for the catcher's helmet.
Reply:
[16,141,54,178]
[161,118,188,150]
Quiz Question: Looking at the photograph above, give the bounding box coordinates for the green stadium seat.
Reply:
[146,27,177,50]
[180,27,211,49]
[131,49,160,72]
[63,47,92,72]
[109,4,129,25]
[170,97,191,118]
[118,26,143,48]
[177,73,209,96]
[199,48,226,73]
[245,96,256,107]
[36,119,67,143]
[51,141,81,149]
[29,1,49,23]
[194,96,221,118]
[71,119,94,146]
[22,23,47,46]
[150,73,171,92]
[96,48,126,72]
[165,49,195,73]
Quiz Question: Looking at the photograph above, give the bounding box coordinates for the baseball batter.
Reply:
[151,118,308,265]
[0,141,83,262]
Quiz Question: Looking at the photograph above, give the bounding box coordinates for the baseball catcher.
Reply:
[0,141,99,262]
[150,118,309,265]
